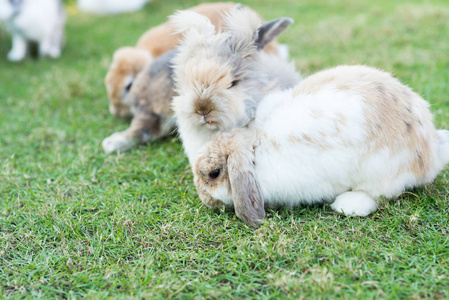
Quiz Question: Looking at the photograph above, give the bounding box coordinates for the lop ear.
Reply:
[255,17,294,50]
[227,148,265,228]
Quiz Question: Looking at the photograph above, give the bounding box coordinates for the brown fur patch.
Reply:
[288,134,331,150]
[294,66,437,169]
[194,97,216,117]
[105,48,152,116]
[271,139,280,149]
[295,65,436,177]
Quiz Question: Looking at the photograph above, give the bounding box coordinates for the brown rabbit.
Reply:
[103,49,177,153]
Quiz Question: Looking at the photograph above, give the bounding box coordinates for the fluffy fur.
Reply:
[171,7,300,163]
[105,2,283,119]
[102,49,177,153]
[103,3,292,153]
[105,47,153,117]
[0,0,66,61]
[193,65,449,227]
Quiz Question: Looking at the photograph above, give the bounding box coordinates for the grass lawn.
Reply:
[1,0,449,298]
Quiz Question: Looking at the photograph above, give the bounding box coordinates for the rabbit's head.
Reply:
[194,130,265,228]
[105,47,153,117]
[170,5,294,133]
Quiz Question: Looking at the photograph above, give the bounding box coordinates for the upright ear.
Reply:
[223,6,262,56]
[234,3,245,10]
[227,148,265,228]
[255,17,294,50]
[169,10,216,38]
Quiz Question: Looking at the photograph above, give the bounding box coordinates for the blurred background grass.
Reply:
[1,0,448,298]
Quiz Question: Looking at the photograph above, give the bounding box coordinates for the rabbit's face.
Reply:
[194,144,233,206]
[171,8,294,132]
[172,52,251,132]
[194,130,265,227]
[105,47,152,118]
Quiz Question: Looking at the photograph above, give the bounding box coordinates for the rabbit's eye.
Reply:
[229,80,240,88]
[209,169,220,179]
[124,82,133,93]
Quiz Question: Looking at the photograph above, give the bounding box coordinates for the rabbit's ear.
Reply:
[255,17,294,50]
[234,3,245,10]
[228,149,265,228]
[169,10,216,38]
[223,7,262,56]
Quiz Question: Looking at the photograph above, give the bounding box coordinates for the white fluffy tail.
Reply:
[437,130,449,167]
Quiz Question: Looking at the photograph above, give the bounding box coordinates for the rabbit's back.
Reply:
[255,65,442,205]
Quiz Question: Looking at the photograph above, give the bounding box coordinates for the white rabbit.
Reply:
[170,6,301,164]
[0,0,66,61]
[193,65,449,228]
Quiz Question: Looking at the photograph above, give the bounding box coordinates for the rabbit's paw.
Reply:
[330,191,377,217]
[102,132,137,154]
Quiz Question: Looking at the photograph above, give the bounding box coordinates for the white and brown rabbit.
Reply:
[0,0,66,61]
[102,4,296,153]
[104,2,287,119]
[170,7,301,163]
[193,65,449,228]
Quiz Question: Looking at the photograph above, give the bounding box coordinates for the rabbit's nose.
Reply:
[200,114,210,123]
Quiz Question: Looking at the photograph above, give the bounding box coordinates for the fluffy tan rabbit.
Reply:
[103,49,177,153]
[104,2,285,119]
[193,65,449,228]
[170,7,301,163]
[103,3,293,153]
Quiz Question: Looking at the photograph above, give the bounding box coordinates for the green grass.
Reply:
[1,0,449,298]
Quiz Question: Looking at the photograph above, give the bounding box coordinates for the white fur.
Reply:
[254,89,367,208]
[0,0,65,61]
[276,44,290,61]
[330,192,378,216]
[77,0,149,15]
[171,8,301,165]
[253,87,445,212]
[211,185,233,206]
[197,66,449,217]
[169,10,216,37]
[102,132,137,154]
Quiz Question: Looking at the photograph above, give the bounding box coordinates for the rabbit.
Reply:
[77,0,149,15]
[105,2,286,119]
[102,4,293,153]
[105,47,153,117]
[0,0,66,61]
[102,49,178,153]
[193,65,449,228]
[170,6,301,164]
